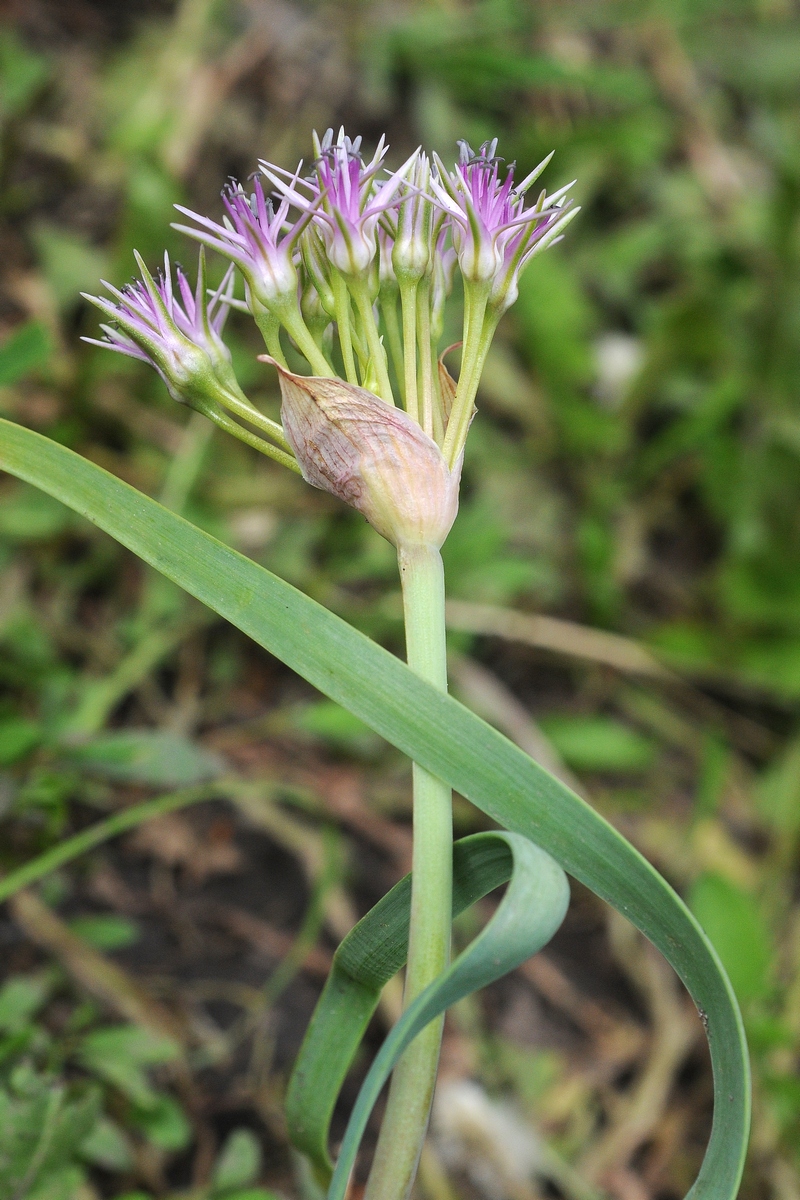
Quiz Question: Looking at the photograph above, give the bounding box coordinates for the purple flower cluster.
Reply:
[83,129,577,468]
[174,131,573,318]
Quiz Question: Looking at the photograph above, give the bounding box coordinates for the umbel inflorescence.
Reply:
[84,130,577,550]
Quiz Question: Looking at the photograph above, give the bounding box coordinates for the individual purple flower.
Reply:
[487,197,578,315]
[83,249,299,468]
[170,253,236,367]
[172,173,314,315]
[430,140,577,300]
[82,250,236,404]
[390,153,435,285]
[262,128,418,278]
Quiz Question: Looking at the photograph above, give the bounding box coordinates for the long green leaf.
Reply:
[0,419,750,1199]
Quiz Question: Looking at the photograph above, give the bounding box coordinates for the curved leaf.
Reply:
[0,420,750,1199]
[287,832,538,1179]
[327,832,569,1200]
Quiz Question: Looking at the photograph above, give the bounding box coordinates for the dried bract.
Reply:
[267,359,461,549]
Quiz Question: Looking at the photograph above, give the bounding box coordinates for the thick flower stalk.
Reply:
[83,128,577,1200]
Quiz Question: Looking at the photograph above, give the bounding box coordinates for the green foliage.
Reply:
[208,1128,279,1199]
[689,873,773,1004]
[212,1129,262,1192]
[0,486,71,541]
[77,1025,182,1108]
[756,734,800,844]
[292,700,384,760]
[68,914,141,951]
[0,717,41,765]
[217,1192,280,1200]
[31,226,111,314]
[0,1070,99,1199]
[0,32,48,122]
[538,715,656,773]
[65,729,225,787]
[131,1092,192,1151]
[0,972,52,1037]
[515,256,594,397]
[0,323,51,388]
[79,1115,134,1171]
[0,957,192,1195]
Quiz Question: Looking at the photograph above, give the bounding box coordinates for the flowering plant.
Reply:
[84,131,577,1195]
[0,129,748,1200]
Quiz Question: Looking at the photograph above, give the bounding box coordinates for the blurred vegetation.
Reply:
[2,0,800,1196]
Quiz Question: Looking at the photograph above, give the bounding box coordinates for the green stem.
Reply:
[208,406,300,472]
[252,307,289,369]
[214,385,294,454]
[350,308,371,374]
[399,282,419,423]
[279,309,334,379]
[416,280,439,442]
[431,338,444,445]
[331,272,359,385]
[267,325,289,370]
[350,279,395,405]
[364,542,452,1200]
[0,785,213,904]
[441,291,497,468]
[381,293,405,405]
[253,298,333,378]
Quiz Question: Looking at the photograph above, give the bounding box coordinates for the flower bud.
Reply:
[430,233,457,344]
[377,227,397,292]
[264,360,461,549]
[300,270,332,343]
[301,228,337,320]
[392,156,433,285]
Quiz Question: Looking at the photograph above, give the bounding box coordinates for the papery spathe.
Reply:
[266,359,461,549]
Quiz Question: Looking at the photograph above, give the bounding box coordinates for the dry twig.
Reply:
[446,601,673,681]
[579,914,700,1186]
[9,888,186,1045]
[450,654,583,793]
